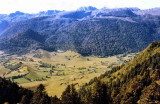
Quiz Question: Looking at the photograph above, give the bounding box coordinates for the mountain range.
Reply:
[0,7,160,56]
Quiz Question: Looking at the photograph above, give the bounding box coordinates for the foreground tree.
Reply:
[31,84,50,104]
[61,84,82,104]
[51,95,61,104]
[92,80,109,104]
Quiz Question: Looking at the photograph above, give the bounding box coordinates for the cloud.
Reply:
[0,0,160,14]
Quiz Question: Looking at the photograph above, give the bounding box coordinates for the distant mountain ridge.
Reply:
[135,8,160,15]
[0,7,160,56]
[77,6,98,11]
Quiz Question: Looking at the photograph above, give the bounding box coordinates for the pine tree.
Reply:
[61,84,82,104]
[79,86,92,104]
[39,94,50,104]
[31,84,50,104]
[92,80,109,104]
[20,95,31,104]
[51,95,61,104]
[19,88,33,104]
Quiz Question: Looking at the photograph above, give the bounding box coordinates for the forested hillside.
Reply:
[49,17,156,56]
[0,8,160,56]
[78,41,160,104]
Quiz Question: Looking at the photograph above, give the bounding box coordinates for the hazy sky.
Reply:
[0,0,160,14]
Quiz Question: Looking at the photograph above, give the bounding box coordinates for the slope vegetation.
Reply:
[78,41,160,104]
[0,8,160,56]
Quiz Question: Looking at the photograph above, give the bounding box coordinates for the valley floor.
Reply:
[0,50,137,97]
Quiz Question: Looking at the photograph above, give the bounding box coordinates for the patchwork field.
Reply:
[0,50,137,97]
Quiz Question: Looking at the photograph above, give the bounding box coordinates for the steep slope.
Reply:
[0,16,77,54]
[47,17,158,56]
[0,29,46,54]
[0,8,160,56]
[79,41,160,104]
[0,20,9,33]
[0,17,76,38]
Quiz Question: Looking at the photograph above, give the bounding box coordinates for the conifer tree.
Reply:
[61,84,82,104]
[31,84,50,104]
[92,80,109,104]
[51,95,61,104]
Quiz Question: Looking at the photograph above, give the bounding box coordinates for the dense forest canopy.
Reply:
[0,8,160,56]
